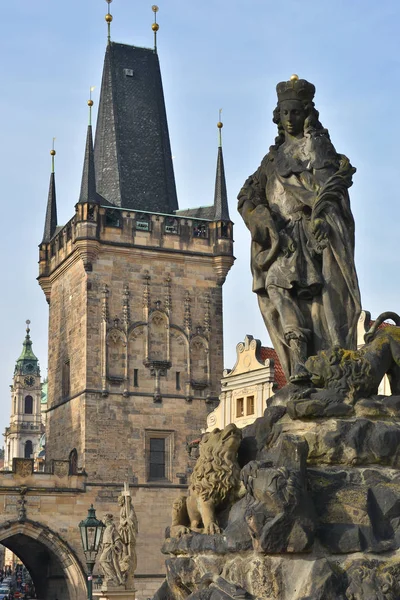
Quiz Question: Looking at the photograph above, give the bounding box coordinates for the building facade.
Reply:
[206,335,286,431]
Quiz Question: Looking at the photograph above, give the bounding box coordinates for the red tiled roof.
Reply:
[260,346,287,389]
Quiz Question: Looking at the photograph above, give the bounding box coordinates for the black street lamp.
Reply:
[79,505,105,600]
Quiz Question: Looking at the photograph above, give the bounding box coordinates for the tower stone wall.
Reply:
[39,206,233,481]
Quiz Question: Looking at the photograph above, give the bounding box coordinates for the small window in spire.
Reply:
[124,69,134,77]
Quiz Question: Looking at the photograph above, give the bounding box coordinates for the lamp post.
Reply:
[79,505,105,600]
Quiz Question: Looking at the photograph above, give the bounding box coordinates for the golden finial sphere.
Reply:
[88,99,94,107]
[290,74,299,81]
[105,13,113,23]
[152,5,159,12]
[50,149,56,156]
[217,121,223,129]
[152,23,159,32]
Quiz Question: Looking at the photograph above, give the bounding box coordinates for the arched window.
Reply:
[69,449,78,475]
[24,395,33,414]
[24,440,33,459]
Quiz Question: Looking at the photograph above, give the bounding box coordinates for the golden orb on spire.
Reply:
[152,5,159,12]
[105,13,113,23]
[88,99,94,107]
[217,121,223,129]
[152,22,159,32]
[50,149,56,156]
[290,74,299,81]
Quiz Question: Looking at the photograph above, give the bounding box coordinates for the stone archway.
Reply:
[0,520,86,600]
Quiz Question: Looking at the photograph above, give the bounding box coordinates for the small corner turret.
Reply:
[41,142,58,244]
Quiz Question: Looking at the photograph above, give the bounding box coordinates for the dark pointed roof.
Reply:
[42,171,58,243]
[79,125,98,204]
[94,42,178,213]
[213,146,230,221]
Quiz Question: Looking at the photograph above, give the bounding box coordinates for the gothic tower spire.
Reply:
[213,115,230,221]
[78,92,98,205]
[42,143,58,243]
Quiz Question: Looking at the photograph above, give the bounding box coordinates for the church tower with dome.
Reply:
[3,322,43,471]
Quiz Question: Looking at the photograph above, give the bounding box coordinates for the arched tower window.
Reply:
[69,449,78,475]
[24,395,33,414]
[24,440,33,459]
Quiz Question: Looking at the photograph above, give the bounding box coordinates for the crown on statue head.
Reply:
[276,75,315,104]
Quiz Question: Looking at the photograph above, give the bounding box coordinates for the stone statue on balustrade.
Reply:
[238,74,361,382]
[98,484,138,590]
[98,513,125,587]
[118,484,139,574]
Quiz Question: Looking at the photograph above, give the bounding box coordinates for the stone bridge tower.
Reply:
[33,21,233,599]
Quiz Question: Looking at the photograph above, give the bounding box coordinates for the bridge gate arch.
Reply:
[0,520,86,600]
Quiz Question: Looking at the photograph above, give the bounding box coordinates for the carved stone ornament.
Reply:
[13,459,33,478]
[17,486,28,522]
[170,424,244,538]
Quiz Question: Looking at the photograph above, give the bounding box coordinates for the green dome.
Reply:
[14,321,40,376]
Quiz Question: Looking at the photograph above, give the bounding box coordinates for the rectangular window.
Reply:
[133,369,139,387]
[145,430,174,482]
[236,397,244,418]
[246,395,255,415]
[149,438,166,480]
[62,360,70,398]
[176,372,181,390]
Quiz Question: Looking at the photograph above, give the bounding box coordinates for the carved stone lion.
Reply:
[305,313,400,403]
[171,423,244,537]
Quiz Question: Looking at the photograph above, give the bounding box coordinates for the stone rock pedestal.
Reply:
[155,390,400,599]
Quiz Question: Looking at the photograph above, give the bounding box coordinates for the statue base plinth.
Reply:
[153,386,400,599]
[94,584,136,600]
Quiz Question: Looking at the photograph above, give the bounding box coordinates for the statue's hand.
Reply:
[312,218,330,242]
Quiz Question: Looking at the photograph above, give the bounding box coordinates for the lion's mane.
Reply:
[189,429,241,503]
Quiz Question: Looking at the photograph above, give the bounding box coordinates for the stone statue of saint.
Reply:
[238,75,361,382]
[118,488,138,573]
[98,513,125,587]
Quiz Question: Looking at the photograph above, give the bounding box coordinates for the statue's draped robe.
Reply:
[238,131,361,378]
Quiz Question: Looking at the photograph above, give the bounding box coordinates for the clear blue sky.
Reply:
[0,0,399,434]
